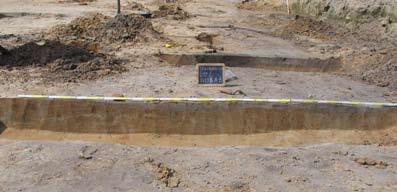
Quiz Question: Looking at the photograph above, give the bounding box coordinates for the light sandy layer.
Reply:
[2,127,397,147]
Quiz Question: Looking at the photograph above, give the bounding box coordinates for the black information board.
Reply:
[197,63,225,86]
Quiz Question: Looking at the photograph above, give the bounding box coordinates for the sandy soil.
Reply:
[0,0,396,101]
[2,127,397,147]
[1,140,397,192]
[1,1,397,191]
[1,65,394,102]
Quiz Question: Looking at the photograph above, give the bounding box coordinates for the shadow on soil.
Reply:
[0,121,6,134]
[0,41,95,68]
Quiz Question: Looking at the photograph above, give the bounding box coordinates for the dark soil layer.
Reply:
[0,40,125,82]
[0,13,165,82]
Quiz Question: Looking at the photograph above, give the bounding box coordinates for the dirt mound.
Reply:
[240,0,397,23]
[238,0,287,12]
[273,15,346,40]
[152,4,190,20]
[0,41,92,67]
[360,48,397,88]
[48,13,160,47]
[270,12,397,90]
[126,1,145,11]
[290,0,397,24]
[0,40,125,82]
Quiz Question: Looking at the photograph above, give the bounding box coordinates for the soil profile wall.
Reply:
[159,53,340,72]
[0,98,396,135]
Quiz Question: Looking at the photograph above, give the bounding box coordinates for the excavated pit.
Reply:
[159,53,341,72]
[0,98,396,146]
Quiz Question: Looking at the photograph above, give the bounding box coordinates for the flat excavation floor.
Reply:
[1,66,393,101]
[1,0,397,192]
[0,140,397,192]
[0,0,396,101]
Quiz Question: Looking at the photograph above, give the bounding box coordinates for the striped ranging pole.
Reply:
[16,95,397,108]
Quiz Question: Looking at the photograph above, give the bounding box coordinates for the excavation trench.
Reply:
[159,53,341,72]
[0,98,396,146]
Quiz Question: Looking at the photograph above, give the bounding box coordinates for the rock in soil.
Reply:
[354,157,389,169]
[145,160,180,188]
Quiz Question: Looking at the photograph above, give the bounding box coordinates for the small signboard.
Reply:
[197,63,225,86]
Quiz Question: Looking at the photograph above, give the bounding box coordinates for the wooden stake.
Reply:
[287,0,290,15]
[117,0,121,14]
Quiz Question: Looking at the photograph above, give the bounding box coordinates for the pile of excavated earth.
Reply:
[152,4,190,20]
[0,40,124,82]
[48,13,160,46]
[0,13,163,82]
[240,0,397,90]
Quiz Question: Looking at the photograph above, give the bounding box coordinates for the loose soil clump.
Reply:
[144,158,180,188]
[0,40,125,82]
[359,48,397,89]
[152,4,190,20]
[354,157,389,169]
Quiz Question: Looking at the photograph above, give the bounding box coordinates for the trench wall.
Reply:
[158,54,340,72]
[0,98,396,135]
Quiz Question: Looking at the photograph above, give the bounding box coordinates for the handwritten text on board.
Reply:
[198,65,224,85]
